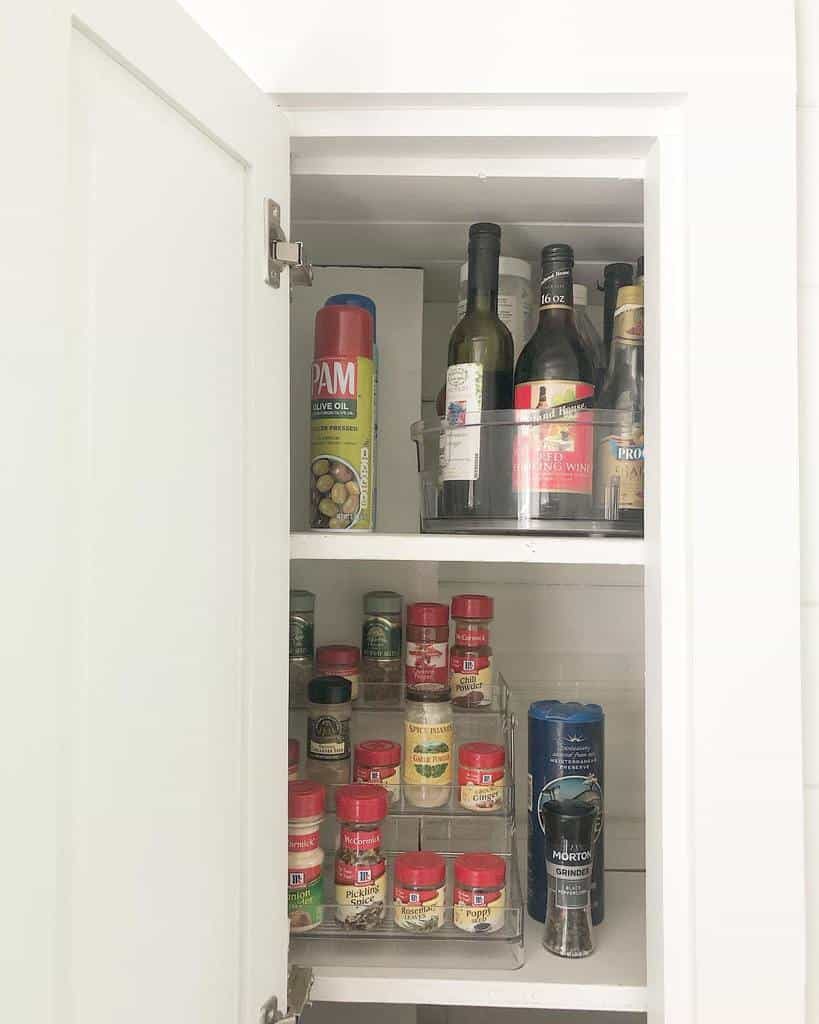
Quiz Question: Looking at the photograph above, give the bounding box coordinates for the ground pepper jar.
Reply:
[405,602,450,699]
[287,780,325,932]
[393,851,447,932]
[305,675,352,798]
[316,644,361,702]
[334,783,389,929]
[453,852,507,934]
[458,741,506,813]
[354,739,401,805]
[450,594,494,707]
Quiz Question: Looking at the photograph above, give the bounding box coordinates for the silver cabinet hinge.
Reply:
[259,966,313,1024]
[265,198,313,289]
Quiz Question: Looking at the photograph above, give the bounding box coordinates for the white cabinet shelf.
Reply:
[306,870,646,1011]
[290,531,645,565]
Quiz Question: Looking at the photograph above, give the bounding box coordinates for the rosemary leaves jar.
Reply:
[393,852,447,932]
[334,783,389,929]
[542,799,596,958]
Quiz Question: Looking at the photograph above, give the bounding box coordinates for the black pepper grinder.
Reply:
[542,799,597,958]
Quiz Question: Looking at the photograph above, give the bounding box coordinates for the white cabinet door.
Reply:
[2,2,291,1022]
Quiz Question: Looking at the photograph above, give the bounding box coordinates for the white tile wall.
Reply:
[798,3,818,1019]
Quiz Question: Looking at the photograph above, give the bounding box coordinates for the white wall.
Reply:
[798,2,819,1020]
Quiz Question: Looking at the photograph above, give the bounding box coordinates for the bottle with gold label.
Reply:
[594,284,644,528]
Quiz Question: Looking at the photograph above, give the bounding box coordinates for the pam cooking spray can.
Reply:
[528,700,605,926]
[310,305,374,530]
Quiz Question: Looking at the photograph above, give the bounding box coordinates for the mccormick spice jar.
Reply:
[316,644,361,702]
[289,590,315,705]
[393,852,447,932]
[287,780,325,932]
[450,594,494,707]
[305,675,352,795]
[334,783,389,928]
[288,738,300,781]
[405,602,450,699]
[310,305,374,531]
[403,691,454,809]
[453,853,507,934]
[361,590,403,704]
[458,742,506,813]
[354,739,401,805]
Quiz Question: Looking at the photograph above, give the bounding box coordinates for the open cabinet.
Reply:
[19,2,803,1024]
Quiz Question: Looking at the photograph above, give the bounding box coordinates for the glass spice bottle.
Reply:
[405,602,450,699]
[403,690,454,809]
[305,675,352,800]
[316,644,361,702]
[458,741,506,813]
[449,594,494,708]
[289,590,315,706]
[542,799,596,958]
[361,590,403,704]
[393,851,447,932]
[453,852,507,934]
[334,783,389,929]
[354,739,401,805]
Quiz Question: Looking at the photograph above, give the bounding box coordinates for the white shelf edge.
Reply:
[304,870,647,1011]
[290,531,645,566]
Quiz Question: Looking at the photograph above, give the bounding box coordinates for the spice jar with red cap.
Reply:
[393,852,447,931]
[354,739,401,804]
[287,780,325,932]
[458,741,506,813]
[450,594,494,708]
[453,852,507,934]
[316,644,361,701]
[405,602,450,699]
[310,304,375,531]
[334,783,389,928]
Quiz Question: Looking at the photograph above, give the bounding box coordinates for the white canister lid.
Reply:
[459,257,532,285]
[573,284,589,306]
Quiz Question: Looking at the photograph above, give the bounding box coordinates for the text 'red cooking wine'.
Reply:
[440,222,514,518]
[513,244,596,520]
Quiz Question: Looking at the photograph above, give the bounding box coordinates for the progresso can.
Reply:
[528,700,604,926]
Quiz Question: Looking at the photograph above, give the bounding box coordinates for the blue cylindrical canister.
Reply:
[528,701,605,925]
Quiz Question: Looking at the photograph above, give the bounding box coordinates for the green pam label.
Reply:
[290,615,314,659]
[363,617,402,660]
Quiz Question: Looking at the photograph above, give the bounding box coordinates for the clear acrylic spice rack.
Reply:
[289,675,516,819]
[289,849,525,972]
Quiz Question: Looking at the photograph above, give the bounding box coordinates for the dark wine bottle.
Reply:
[598,262,634,389]
[440,222,514,519]
[595,284,644,527]
[513,243,596,520]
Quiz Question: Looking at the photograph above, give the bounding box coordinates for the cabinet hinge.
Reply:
[265,198,313,289]
[260,966,314,1024]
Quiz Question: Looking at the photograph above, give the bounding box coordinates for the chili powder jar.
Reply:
[334,783,389,928]
[450,594,494,708]
[393,851,446,931]
[405,602,449,699]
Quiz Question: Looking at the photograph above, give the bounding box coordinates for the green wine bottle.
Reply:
[440,222,514,519]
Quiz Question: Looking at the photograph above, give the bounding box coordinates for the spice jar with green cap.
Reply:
[289,590,315,705]
[361,590,403,704]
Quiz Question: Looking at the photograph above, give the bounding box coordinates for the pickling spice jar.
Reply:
[405,602,450,699]
[316,644,361,702]
[542,799,596,958]
[453,852,507,934]
[450,594,494,708]
[354,739,401,804]
[458,741,506,813]
[334,783,389,929]
[287,780,325,932]
[393,851,447,932]
[305,675,352,797]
